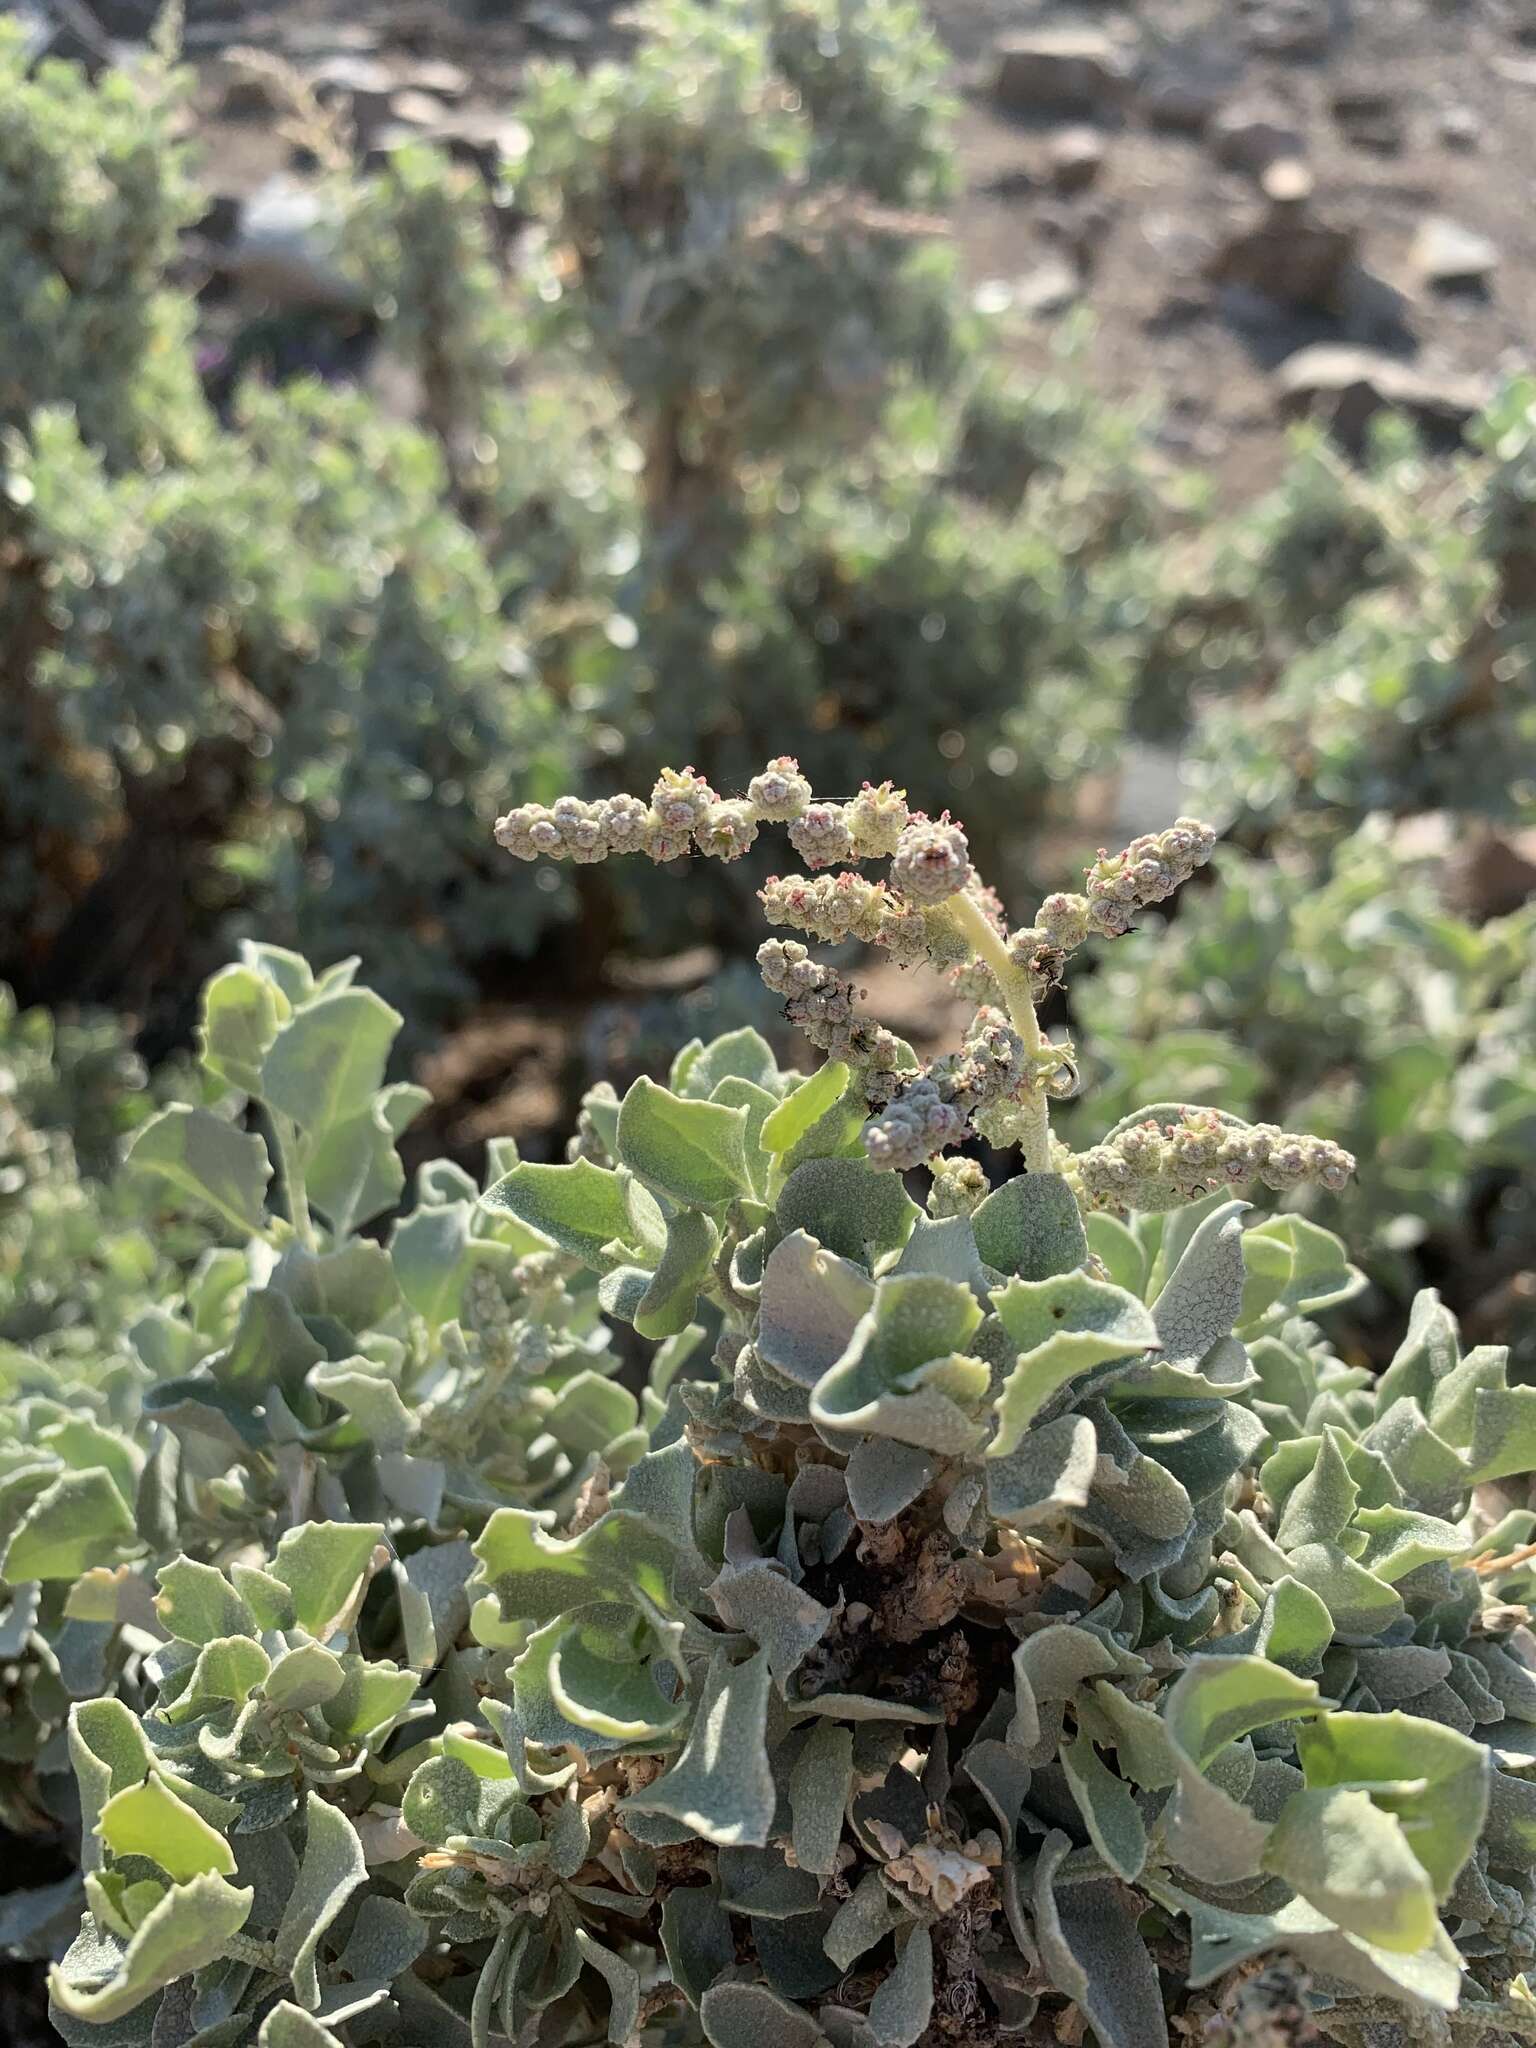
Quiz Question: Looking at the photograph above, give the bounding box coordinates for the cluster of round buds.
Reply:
[761,871,889,945]
[1073,1109,1355,1210]
[695,799,759,861]
[863,1077,968,1171]
[1004,924,1069,1005]
[496,796,602,863]
[650,766,716,836]
[864,1008,1031,1170]
[846,780,911,858]
[889,814,973,905]
[1037,891,1093,954]
[787,801,854,870]
[1084,817,1219,938]
[756,940,904,1083]
[600,793,650,855]
[747,756,812,822]
[933,1006,1030,1110]
[927,1156,988,1219]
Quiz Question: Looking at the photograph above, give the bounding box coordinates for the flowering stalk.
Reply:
[496,759,1355,1204]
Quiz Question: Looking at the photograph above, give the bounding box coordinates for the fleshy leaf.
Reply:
[1262,1785,1438,1953]
[988,1274,1157,1459]
[124,1108,271,1238]
[274,1794,367,2009]
[305,1083,429,1235]
[259,2004,342,2048]
[1060,1731,1146,1881]
[622,1649,775,1846]
[575,1930,641,2045]
[98,1775,237,1884]
[390,1201,502,1332]
[1161,1656,1327,1884]
[789,1720,854,1875]
[969,1173,1087,1281]
[1,1468,139,1581]
[198,964,289,1097]
[660,1882,736,2009]
[617,1076,751,1207]
[48,1874,253,2024]
[1150,1199,1248,1369]
[986,1413,1097,1528]
[636,1210,719,1340]
[869,1926,933,2048]
[1032,1832,1167,2048]
[259,989,402,1137]
[471,1508,677,1628]
[758,1231,875,1388]
[700,1980,829,2048]
[775,1158,918,1267]
[1294,1709,1490,1901]
[762,1060,849,1152]
[482,1160,634,1269]
[811,1274,987,1454]
[271,1522,385,1639]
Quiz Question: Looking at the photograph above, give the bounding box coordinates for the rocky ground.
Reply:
[942,0,1536,494]
[17,0,1536,496]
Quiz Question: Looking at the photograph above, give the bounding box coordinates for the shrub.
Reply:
[0,27,575,1034]
[319,0,1177,950]
[1161,402,1536,837]
[10,763,1535,2048]
[1,942,652,1863]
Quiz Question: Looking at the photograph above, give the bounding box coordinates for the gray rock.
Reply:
[1412,216,1498,294]
[1207,205,1354,313]
[525,1,596,42]
[1330,85,1404,153]
[1047,125,1107,192]
[1276,344,1491,450]
[1209,101,1307,175]
[306,54,397,150]
[1141,68,1227,134]
[1260,157,1314,203]
[992,30,1134,116]
[388,88,453,131]
[402,59,471,104]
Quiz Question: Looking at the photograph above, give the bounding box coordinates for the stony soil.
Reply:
[45,0,1536,499]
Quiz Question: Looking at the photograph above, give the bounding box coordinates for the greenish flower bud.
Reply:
[695,799,759,860]
[651,765,716,835]
[926,1155,988,1217]
[847,779,911,858]
[1038,891,1091,950]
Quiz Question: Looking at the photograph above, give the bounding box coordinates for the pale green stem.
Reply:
[946,889,1054,1173]
[271,1113,318,1255]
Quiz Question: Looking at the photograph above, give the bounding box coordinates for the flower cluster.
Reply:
[1069,1106,1357,1210]
[497,760,1337,1188]
[756,938,906,1091]
[865,1007,1031,1169]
